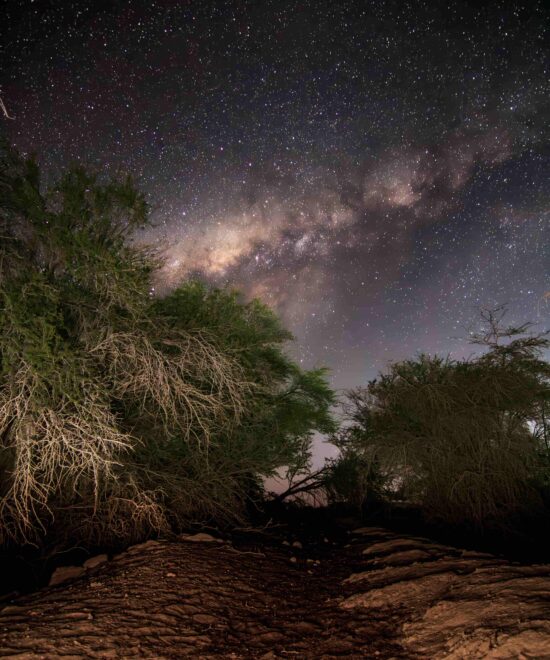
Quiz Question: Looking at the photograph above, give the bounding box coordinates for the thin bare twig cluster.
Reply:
[0,94,14,120]
[0,363,133,543]
[91,329,250,444]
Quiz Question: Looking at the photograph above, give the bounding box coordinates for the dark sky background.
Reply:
[2,1,549,416]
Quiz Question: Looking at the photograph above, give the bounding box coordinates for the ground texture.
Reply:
[0,526,549,658]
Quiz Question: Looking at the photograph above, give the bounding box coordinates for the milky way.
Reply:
[2,0,549,399]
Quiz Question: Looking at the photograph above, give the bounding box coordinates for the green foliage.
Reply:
[147,283,337,517]
[323,450,384,510]
[333,311,550,530]
[0,143,335,546]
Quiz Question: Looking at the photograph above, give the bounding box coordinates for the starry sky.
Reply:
[2,0,549,398]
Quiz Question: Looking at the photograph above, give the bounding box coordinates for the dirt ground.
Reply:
[0,526,549,659]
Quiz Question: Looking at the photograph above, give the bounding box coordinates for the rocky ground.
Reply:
[0,525,549,659]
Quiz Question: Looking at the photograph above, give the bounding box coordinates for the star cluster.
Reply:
[2,0,549,396]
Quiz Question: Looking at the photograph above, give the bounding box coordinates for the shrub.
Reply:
[333,311,550,531]
[322,450,383,510]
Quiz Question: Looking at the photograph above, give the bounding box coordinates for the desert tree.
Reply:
[145,283,337,521]
[0,144,335,546]
[332,309,550,530]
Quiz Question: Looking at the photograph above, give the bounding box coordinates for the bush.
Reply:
[333,311,550,531]
[133,282,336,531]
[0,144,335,546]
[322,450,383,510]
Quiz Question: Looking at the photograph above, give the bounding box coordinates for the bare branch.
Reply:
[0,96,14,120]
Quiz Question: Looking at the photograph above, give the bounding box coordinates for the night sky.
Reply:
[2,0,549,397]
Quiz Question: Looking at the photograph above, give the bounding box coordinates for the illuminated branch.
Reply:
[537,291,550,317]
[0,95,14,120]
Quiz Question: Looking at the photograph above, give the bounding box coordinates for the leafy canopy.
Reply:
[331,309,550,530]
[0,143,335,546]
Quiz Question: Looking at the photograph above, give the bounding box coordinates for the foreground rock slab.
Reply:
[0,527,548,658]
[0,535,400,659]
[345,528,550,659]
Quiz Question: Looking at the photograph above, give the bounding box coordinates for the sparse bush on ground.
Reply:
[322,450,384,510]
[0,144,335,547]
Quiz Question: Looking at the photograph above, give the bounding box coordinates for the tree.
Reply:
[0,143,335,546]
[138,282,337,525]
[333,310,550,531]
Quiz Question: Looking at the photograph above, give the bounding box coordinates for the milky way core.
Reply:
[3,1,549,398]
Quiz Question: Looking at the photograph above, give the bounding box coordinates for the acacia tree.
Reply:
[0,144,335,546]
[133,283,336,526]
[332,311,550,530]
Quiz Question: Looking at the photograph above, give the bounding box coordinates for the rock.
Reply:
[83,553,108,570]
[3,529,548,660]
[180,532,223,543]
[288,621,320,634]
[323,638,356,654]
[461,549,494,559]
[341,571,457,610]
[0,605,25,615]
[340,532,550,659]
[253,631,284,644]
[193,613,217,625]
[361,538,448,558]
[351,526,392,536]
[49,565,85,587]
[64,611,93,620]
[365,548,433,566]
[126,539,161,554]
[401,567,550,657]
[343,557,502,587]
